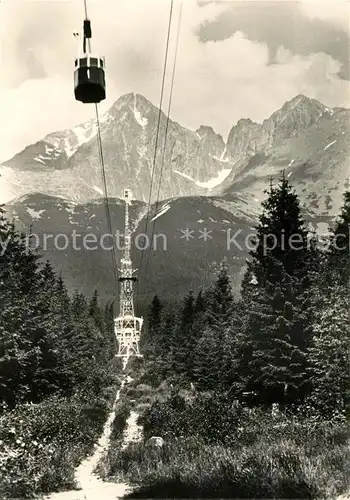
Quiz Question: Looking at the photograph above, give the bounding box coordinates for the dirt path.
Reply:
[43,358,134,500]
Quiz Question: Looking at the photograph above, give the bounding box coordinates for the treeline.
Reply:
[0,206,120,497]
[143,178,349,414]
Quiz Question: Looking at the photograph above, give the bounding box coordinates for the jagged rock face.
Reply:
[225,95,332,167]
[67,93,230,202]
[221,107,350,217]
[225,118,263,162]
[2,93,230,203]
[196,125,225,158]
[1,93,348,219]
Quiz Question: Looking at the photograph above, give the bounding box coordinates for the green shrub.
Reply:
[0,382,121,498]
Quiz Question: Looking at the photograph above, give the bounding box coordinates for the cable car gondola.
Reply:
[74,19,106,104]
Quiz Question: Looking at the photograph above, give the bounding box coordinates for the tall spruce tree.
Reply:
[89,289,104,332]
[308,282,349,415]
[142,295,163,357]
[0,206,118,408]
[148,295,163,333]
[171,292,195,379]
[193,325,219,390]
[327,190,350,287]
[205,260,233,327]
[0,209,62,405]
[240,176,318,406]
[307,193,350,415]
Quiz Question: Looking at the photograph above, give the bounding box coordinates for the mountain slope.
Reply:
[6,182,342,309]
[2,93,348,215]
[220,106,350,218]
[1,93,233,204]
[5,193,256,307]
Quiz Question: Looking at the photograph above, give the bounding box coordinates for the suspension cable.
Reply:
[82,0,119,286]
[95,103,119,285]
[137,0,174,288]
[144,0,183,275]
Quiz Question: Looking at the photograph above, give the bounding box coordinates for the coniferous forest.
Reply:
[0,178,349,498]
[0,206,122,496]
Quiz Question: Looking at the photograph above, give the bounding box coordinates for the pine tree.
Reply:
[89,289,104,332]
[327,190,350,287]
[148,295,163,333]
[308,283,349,415]
[171,292,195,379]
[104,301,116,356]
[246,174,319,288]
[0,210,63,405]
[306,193,350,414]
[143,295,163,355]
[194,290,205,314]
[72,290,88,319]
[239,176,318,406]
[0,206,118,409]
[205,260,233,327]
[193,325,220,390]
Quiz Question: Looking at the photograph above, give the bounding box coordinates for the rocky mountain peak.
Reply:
[1,93,345,207]
[225,95,335,165]
[106,92,158,125]
[235,118,256,128]
[267,93,328,127]
[196,125,216,137]
[196,125,225,158]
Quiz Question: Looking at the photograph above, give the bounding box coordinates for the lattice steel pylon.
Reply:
[115,189,143,357]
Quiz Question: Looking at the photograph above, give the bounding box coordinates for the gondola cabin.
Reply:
[74,55,106,103]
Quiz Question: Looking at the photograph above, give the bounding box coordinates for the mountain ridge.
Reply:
[1,93,348,210]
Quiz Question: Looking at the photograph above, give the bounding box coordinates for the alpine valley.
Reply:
[2,92,349,306]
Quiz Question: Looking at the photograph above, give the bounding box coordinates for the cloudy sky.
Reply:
[1,0,349,162]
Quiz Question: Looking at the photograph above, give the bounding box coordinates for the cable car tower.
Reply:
[115,189,143,358]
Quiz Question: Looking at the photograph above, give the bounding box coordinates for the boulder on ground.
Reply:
[146,436,164,448]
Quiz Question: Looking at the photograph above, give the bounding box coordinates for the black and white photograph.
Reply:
[0,0,349,498]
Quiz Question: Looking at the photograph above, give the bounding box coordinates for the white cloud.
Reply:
[0,0,349,162]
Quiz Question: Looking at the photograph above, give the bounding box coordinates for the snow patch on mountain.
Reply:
[220,147,227,161]
[196,169,232,189]
[93,186,104,196]
[174,168,232,190]
[133,94,148,128]
[43,119,97,159]
[34,156,46,164]
[73,123,96,146]
[174,170,194,182]
[209,153,232,164]
[26,207,45,219]
[151,203,171,221]
[324,140,337,150]
[134,109,148,127]
[65,203,76,215]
